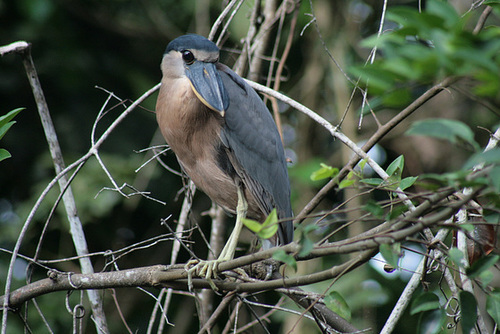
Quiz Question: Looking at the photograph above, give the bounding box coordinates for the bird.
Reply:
[155,34,293,283]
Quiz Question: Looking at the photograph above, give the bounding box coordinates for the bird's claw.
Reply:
[185,259,222,291]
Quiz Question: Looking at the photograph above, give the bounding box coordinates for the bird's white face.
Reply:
[160,51,185,79]
[188,49,219,63]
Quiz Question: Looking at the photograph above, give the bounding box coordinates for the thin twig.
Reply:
[215,0,246,47]
[359,0,388,128]
[473,5,493,35]
[159,180,196,332]
[248,0,277,82]
[306,0,357,87]
[197,204,226,327]
[208,0,240,41]
[269,2,299,142]
[198,291,237,334]
[234,296,286,333]
[110,289,134,334]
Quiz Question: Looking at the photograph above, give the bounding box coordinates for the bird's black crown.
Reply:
[165,34,219,54]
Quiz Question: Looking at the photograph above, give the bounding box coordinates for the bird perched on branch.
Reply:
[156,34,293,283]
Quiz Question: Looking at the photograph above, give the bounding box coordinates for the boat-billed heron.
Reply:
[156,34,293,283]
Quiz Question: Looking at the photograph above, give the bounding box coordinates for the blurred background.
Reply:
[1,0,498,333]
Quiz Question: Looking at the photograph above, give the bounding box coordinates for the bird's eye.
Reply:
[182,50,195,64]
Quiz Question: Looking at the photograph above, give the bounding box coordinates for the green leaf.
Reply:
[310,163,338,181]
[364,200,384,218]
[0,108,23,128]
[466,255,500,279]
[324,291,351,321]
[459,291,478,333]
[259,209,279,239]
[382,88,412,107]
[406,119,480,151]
[400,176,418,190]
[0,148,11,162]
[243,210,279,240]
[258,228,278,242]
[339,178,355,189]
[426,0,459,28]
[379,243,401,269]
[358,95,384,115]
[0,122,16,141]
[460,224,475,233]
[387,7,445,34]
[298,224,317,257]
[301,224,317,235]
[385,204,409,221]
[416,309,447,334]
[486,291,500,325]
[384,156,405,190]
[360,178,384,186]
[420,170,470,185]
[448,248,465,268]
[261,209,277,228]
[463,148,500,170]
[339,171,355,189]
[479,270,494,287]
[490,166,500,192]
[474,69,500,97]
[242,218,262,233]
[0,109,23,162]
[272,249,297,271]
[410,292,441,315]
[298,237,314,257]
[386,155,404,177]
[485,212,500,224]
[350,66,396,93]
[358,158,368,172]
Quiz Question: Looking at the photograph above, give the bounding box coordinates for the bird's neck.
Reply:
[156,77,223,161]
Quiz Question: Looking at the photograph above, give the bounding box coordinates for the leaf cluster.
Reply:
[351,0,500,110]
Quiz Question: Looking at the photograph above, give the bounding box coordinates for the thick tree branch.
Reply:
[0,181,484,313]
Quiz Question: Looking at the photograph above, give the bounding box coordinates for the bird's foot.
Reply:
[185,259,224,291]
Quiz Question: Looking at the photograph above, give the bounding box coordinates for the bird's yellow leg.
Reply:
[186,186,247,291]
[218,186,247,261]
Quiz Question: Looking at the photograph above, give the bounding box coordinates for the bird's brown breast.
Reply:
[156,77,243,215]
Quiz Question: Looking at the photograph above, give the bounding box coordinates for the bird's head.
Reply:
[161,34,229,116]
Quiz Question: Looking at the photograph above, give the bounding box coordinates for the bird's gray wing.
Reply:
[217,63,293,245]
